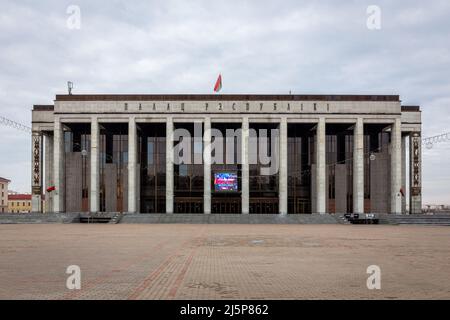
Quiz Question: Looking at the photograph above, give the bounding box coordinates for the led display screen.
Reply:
[214,172,238,192]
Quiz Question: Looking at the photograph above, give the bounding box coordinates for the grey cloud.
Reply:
[0,0,449,203]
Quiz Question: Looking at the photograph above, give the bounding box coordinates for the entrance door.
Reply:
[249,198,278,214]
[295,198,311,213]
[211,198,241,213]
[174,198,203,213]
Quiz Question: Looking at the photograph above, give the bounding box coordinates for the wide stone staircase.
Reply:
[109,212,123,224]
[0,213,341,225]
[78,212,117,223]
[378,214,450,226]
[119,213,341,224]
[10,213,450,225]
[0,213,79,224]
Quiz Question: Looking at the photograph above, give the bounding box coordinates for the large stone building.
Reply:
[31,94,422,215]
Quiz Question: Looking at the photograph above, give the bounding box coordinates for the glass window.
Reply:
[194,141,203,154]
[64,131,73,153]
[147,141,154,165]
[179,164,188,176]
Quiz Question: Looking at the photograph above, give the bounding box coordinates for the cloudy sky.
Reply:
[0,0,449,204]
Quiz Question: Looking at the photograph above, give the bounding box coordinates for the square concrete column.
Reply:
[90,117,100,213]
[316,117,326,214]
[353,118,364,213]
[390,118,402,214]
[53,119,64,213]
[401,135,408,214]
[128,117,137,213]
[31,131,43,213]
[279,117,288,214]
[203,117,211,214]
[44,134,54,213]
[166,117,174,214]
[241,117,249,214]
[409,132,422,214]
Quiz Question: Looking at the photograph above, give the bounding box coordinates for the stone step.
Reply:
[119,213,340,224]
[109,213,123,224]
[378,214,450,226]
[0,213,79,224]
[79,216,111,223]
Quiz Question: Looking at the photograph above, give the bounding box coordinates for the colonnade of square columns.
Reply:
[32,116,413,214]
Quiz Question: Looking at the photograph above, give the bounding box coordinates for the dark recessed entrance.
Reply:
[287,123,314,214]
[249,123,279,214]
[173,123,204,213]
[211,123,242,214]
[139,123,166,213]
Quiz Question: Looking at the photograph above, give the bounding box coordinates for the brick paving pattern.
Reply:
[0,224,448,299]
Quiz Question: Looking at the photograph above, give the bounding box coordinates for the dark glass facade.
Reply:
[63,123,90,212]
[99,123,128,212]
[61,121,394,214]
[325,124,354,213]
[173,123,204,213]
[287,124,314,213]
[364,124,391,213]
[139,123,166,213]
[211,123,242,213]
[249,123,279,214]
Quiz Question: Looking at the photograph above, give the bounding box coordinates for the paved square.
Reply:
[0,224,448,299]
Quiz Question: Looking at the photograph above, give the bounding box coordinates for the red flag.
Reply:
[214,74,222,92]
[399,187,405,197]
[47,186,56,192]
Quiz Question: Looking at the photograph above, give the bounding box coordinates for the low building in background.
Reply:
[423,204,450,214]
[0,177,10,213]
[8,194,32,213]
